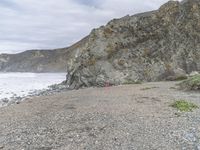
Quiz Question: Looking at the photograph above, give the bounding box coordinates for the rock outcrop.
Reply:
[66,0,200,88]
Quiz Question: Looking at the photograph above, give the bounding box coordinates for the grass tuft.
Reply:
[170,100,198,112]
[123,79,142,85]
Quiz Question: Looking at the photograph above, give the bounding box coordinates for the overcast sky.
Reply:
[0,0,176,54]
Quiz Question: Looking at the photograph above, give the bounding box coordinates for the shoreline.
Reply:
[0,80,197,107]
[0,72,67,107]
[0,83,69,107]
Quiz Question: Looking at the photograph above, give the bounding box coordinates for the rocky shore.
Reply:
[0,81,200,149]
[0,83,69,107]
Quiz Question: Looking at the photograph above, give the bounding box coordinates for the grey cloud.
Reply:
[0,0,174,54]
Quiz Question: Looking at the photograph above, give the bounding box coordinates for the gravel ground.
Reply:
[0,81,200,150]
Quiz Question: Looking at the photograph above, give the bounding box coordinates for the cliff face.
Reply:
[0,36,88,72]
[66,0,200,88]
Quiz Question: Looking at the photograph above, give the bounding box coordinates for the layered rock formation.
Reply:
[66,0,200,88]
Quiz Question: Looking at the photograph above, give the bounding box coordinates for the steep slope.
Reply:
[0,36,89,72]
[66,0,200,88]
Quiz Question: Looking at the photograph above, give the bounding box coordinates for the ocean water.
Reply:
[0,73,66,105]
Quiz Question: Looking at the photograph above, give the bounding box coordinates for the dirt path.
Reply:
[0,81,200,150]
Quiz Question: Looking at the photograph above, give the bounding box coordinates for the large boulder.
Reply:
[66,0,200,88]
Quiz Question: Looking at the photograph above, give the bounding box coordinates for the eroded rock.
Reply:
[65,0,200,88]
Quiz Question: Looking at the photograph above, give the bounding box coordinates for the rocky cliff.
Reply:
[66,0,200,88]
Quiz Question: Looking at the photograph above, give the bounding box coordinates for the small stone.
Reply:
[196,145,200,150]
[0,145,4,149]
[16,101,20,104]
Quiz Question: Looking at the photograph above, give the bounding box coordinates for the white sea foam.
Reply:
[0,73,66,106]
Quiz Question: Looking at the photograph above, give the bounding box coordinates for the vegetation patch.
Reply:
[123,79,142,85]
[104,28,114,37]
[169,87,176,90]
[105,44,117,59]
[118,59,125,66]
[174,75,188,81]
[178,74,200,90]
[140,87,158,91]
[165,63,173,72]
[142,48,150,57]
[88,57,96,66]
[170,100,198,112]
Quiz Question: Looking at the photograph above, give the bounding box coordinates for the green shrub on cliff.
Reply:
[178,75,200,90]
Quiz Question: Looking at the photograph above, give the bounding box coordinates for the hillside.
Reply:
[65,0,200,88]
[0,36,89,72]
